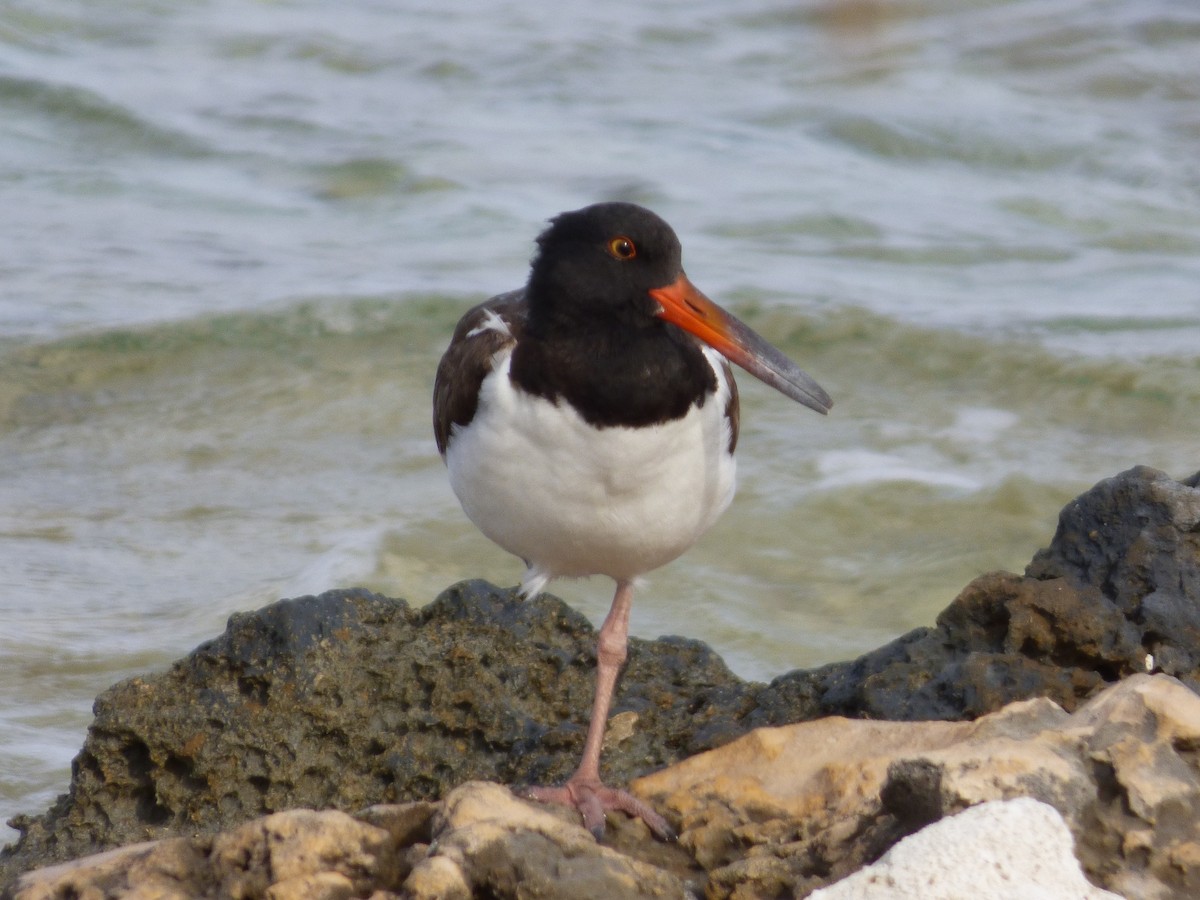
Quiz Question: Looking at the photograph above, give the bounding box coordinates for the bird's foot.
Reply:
[516,776,675,842]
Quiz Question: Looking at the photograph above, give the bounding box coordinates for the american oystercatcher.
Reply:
[433,202,831,840]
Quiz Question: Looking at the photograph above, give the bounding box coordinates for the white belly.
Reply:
[446,349,737,595]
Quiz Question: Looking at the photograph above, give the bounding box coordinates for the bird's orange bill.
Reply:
[649,274,833,415]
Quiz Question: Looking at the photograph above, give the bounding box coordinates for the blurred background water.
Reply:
[2,0,1198,846]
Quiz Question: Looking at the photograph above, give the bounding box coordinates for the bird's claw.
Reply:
[516,777,675,842]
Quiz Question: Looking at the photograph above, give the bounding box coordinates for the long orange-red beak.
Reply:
[649,274,832,415]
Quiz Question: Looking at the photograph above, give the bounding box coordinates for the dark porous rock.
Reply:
[1027,465,1200,680]
[759,465,1200,723]
[12,677,1195,900]
[3,465,1199,891]
[0,583,755,884]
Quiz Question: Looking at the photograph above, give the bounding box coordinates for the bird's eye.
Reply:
[606,236,637,260]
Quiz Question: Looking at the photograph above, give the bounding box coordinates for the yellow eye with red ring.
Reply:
[606,235,637,260]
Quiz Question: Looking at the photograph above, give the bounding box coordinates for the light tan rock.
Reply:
[265,871,356,900]
[7,809,404,900]
[403,854,471,900]
[403,781,691,899]
[208,808,398,898]
[633,695,1067,892]
[8,839,204,900]
[9,677,1199,899]
[634,673,1200,898]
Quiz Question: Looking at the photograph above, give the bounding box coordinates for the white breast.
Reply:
[445,347,737,596]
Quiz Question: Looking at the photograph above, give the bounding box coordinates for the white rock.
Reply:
[809,798,1124,900]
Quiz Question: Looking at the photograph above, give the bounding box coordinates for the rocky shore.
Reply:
[3,465,1199,898]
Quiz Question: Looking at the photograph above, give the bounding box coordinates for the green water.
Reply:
[3,0,1199,850]
[5,296,1194,666]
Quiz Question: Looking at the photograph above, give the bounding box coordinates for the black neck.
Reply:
[509,320,716,428]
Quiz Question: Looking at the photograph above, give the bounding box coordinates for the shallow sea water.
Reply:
[2,0,1199,844]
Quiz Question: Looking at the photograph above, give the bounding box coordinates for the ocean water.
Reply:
[2,0,1199,846]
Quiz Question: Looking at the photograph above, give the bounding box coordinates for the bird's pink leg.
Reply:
[519,579,674,841]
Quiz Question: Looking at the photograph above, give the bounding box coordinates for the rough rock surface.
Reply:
[8,676,1199,899]
[8,786,697,900]
[764,465,1200,722]
[807,798,1123,900]
[7,806,419,900]
[2,464,1198,893]
[1,581,757,883]
[635,673,1200,899]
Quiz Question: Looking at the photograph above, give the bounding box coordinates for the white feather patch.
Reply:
[465,308,512,340]
[447,348,737,591]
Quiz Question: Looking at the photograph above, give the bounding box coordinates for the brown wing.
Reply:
[433,290,527,457]
[721,356,740,455]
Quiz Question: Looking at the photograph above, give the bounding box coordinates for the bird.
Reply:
[433,201,831,841]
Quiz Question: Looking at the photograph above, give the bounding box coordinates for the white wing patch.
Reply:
[466,308,513,340]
